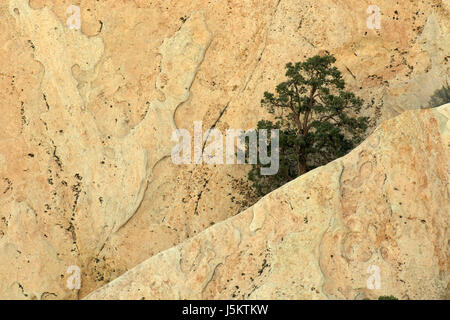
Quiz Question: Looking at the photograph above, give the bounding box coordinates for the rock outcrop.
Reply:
[0,0,448,298]
[87,105,449,300]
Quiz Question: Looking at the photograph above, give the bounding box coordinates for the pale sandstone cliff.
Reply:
[0,0,448,298]
[87,105,449,300]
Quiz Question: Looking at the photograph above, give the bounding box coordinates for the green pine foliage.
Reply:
[378,295,399,300]
[424,81,450,109]
[247,54,370,196]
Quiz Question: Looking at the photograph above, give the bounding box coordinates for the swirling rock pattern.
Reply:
[87,105,449,300]
[0,0,448,299]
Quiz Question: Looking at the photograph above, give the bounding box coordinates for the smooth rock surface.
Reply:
[0,0,448,298]
[87,105,449,300]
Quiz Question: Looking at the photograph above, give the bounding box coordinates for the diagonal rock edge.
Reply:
[1,0,448,300]
[3,1,212,297]
[86,104,449,300]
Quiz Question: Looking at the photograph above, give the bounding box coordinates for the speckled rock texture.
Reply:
[0,0,448,299]
[87,105,449,300]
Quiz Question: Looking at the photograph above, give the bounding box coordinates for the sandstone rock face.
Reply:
[0,0,448,298]
[87,105,449,300]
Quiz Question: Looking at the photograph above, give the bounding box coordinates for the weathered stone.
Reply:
[0,0,448,298]
[86,105,449,300]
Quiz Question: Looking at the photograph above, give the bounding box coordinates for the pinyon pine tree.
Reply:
[424,81,450,109]
[247,54,370,196]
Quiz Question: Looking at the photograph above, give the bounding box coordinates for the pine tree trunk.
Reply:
[298,155,308,176]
